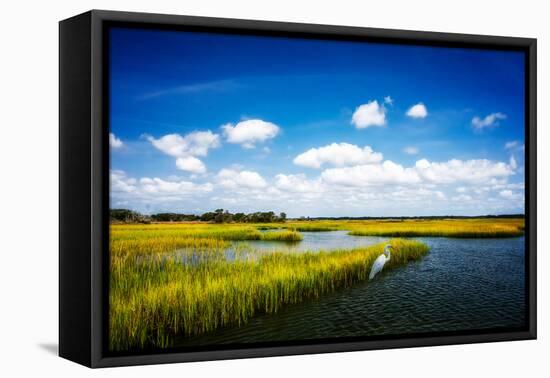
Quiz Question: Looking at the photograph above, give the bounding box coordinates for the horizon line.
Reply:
[110,208,525,219]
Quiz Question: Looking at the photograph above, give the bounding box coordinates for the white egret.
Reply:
[369,244,392,280]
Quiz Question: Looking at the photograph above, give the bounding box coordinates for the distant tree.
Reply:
[202,213,214,222]
[233,212,246,222]
[151,213,199,222]
[214,210,233,223]
[114,208,294,224]
[110,209,150,224]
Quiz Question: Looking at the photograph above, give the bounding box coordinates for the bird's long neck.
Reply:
[384,248,391,260]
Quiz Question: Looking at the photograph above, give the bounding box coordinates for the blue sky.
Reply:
[109,27,525,217]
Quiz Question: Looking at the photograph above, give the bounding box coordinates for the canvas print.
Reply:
[108,27,526,353]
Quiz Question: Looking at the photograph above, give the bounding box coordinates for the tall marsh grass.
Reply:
[347,218,524,238]
[109,234,428,351]
[109,217,522,351]
[260,230,303,241]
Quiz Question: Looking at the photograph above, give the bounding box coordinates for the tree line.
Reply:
[110,208,287,224]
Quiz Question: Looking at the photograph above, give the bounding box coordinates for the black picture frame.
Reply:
[59,9,537,368]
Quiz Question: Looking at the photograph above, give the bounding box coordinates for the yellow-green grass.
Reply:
[110,224,302,250]
[260,230,303,241]
[109,237,428,351]
[256,220,343,232]
[252,218,524,238]
[111,223,265,241]
[113,218,524,239]
[346,218,524,238]
[108,217,523,350]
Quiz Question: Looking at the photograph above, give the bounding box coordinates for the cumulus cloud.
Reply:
[384,96,394,105]
[146,130,220,173]
[406,103,428,118]
[434,191,447,200]
[322,160,421,186]
[139,177,213,194]
[415,158,515,184]
[499,190,514,199]
[403,146,419,155]
[275,174,323,193]
[222,119,280,148]
[293,143,383,169]
[110,170,213,207]
[217,168,267,189]
[175,156,206,174]
[111,170,137,193]
[498,189,523,201]
[110,133,124,149]
[147,131,220,158]
[472,112,506,130]
[452,194,472,202]
[351,101,386,128]
[391,188,446,202]
[319,157,515,188]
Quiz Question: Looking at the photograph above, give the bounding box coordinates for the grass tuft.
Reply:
[260,230,303,242]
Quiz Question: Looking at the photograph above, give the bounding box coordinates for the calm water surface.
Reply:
[175,232,526,346]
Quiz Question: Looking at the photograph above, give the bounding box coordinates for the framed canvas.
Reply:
[59,10,537,368]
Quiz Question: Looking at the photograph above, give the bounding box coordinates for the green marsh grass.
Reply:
[109,217,523,351]
[260,230,303,241]
[347,218,524,238]
[109,232,428,351]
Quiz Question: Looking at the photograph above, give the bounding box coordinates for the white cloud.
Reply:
[222,119,279,148]
[112,128,524,216]
[111,170,137,193]
[139,177,213,194]
[509,156,517,170]
[384,96,394,105]
[452,194,472,202]
[403,146,419,155]
[472,112,506,130]
[275,174,323,193]
[147,131,220,158]
[390,188,446,202]
[319,157,515,188]
[351,101,386,128]
[406,103,428,118]
[217,168,267,189]
[415,158,515,184]
[175,156,206,174]
[293,143,383,169]
[109,133,123,149]
[434,191,447,200]
[110,170,213,211]
[498,189,523,201]
[499,190,513,199]
[146,130,220,173]
[505,141,519,150]
[505,140,525,151]
[321,160,421,186]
